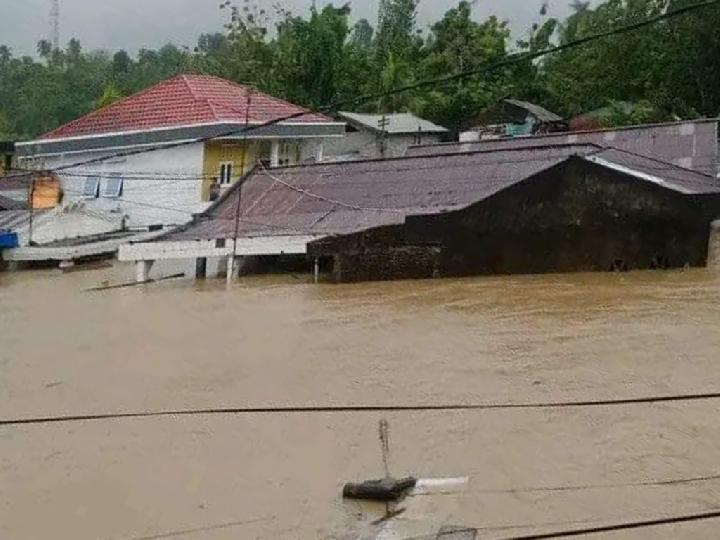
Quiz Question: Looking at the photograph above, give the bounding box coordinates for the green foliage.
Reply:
[0,0,718,140]
[95,82,123,109]
[413,2,510,131]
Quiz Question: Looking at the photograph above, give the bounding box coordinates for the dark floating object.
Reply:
[343,477,417,502]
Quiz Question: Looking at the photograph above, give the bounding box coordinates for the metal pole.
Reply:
[314,257,320,284]
[27,174,36,246]
[229,88,254,284]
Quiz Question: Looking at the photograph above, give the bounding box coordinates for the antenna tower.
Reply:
[50,0,60,50]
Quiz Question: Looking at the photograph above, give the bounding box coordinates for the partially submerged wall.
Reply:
[311,159,720,283]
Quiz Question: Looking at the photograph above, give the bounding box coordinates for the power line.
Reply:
[462,472,720,496]
[257,161,406,214]
[122,515,275,540]
[3,390,720,427]
[23,0,719,176]
[504,509,720,539]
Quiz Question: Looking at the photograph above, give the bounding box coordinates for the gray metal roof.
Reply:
[339,112,448,135]
[410,119,719,175]
[161,143,719,243]
[0,195,25,210]
[0,210,34,231]
[0,172,31,192]
[503,99,563,123]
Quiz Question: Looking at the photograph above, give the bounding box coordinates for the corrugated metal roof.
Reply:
[165,143,720,243]
[39,74,333,141]
[0,210,34,231]
[585,148,720,194]
[0,172,31,192]
[0,195,25,210]
[502,99,563,123]
[161,144,619,242]
[409,119,719,175]
[339,112,448,134]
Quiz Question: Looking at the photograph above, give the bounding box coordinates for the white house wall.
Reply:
[21,143,206,229]
[323,130,443,161]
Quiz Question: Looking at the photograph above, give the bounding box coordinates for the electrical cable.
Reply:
[256,161,406,214]
[503,509,720,539]
[9,0,716,177]
[451,472,720,496]
[3,390,720,426]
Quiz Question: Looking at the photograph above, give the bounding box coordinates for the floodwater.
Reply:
[2,263,720,539]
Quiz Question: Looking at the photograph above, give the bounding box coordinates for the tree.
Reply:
[36,40,52,60]
[272,4,355,108]
[350,19,374,49]
[112,50,131,76]
[1,0,719,141]
[375,0,420,63]
[413,2,510,131]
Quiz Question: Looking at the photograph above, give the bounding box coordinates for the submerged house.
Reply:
[460,99,566,141]
[323,112,448,161]
[15,74,345,229]
[120,143,720,283]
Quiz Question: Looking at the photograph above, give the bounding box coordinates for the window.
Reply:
[219,162,233,185]
[279,143,299,167]
[82,176,100,198]
[101,174,123,198]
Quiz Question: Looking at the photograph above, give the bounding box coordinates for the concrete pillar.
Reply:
[226,256,235,284]
[195,257,208,279]
[315,142,325,163]
[708,220,720,269]
[270,140,280,168]
[136,260,154,283]
[314,257,320,284]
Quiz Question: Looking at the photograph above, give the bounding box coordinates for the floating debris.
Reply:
[343,477,417,502]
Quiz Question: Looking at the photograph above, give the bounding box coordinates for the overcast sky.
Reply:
[0,0,597,56]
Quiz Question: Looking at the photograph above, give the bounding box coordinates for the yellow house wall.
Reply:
[202,141,259,201]
[201,140,302,201]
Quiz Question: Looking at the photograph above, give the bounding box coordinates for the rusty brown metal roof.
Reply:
[162,143,720,243]
[410,119,719,175]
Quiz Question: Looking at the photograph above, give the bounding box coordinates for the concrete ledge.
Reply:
[118,235,323,262]
[2,230,170,262]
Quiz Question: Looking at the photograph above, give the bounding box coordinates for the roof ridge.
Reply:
[413,118,720,150]
[225,78,323,121]
[262,142,600,173]
[180,73,201,101]
[603,145,715,178]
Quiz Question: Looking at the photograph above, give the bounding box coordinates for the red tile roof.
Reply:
[41,74,333,140]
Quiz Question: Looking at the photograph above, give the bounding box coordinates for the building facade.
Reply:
[15,75,345,229]
[322,112,447,161]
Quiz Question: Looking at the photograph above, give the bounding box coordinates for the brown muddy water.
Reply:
[2,263,720,539]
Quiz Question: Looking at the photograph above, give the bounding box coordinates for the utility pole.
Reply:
[50,0,60,50]
[378,115,390,159]
[228,87,254,285]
